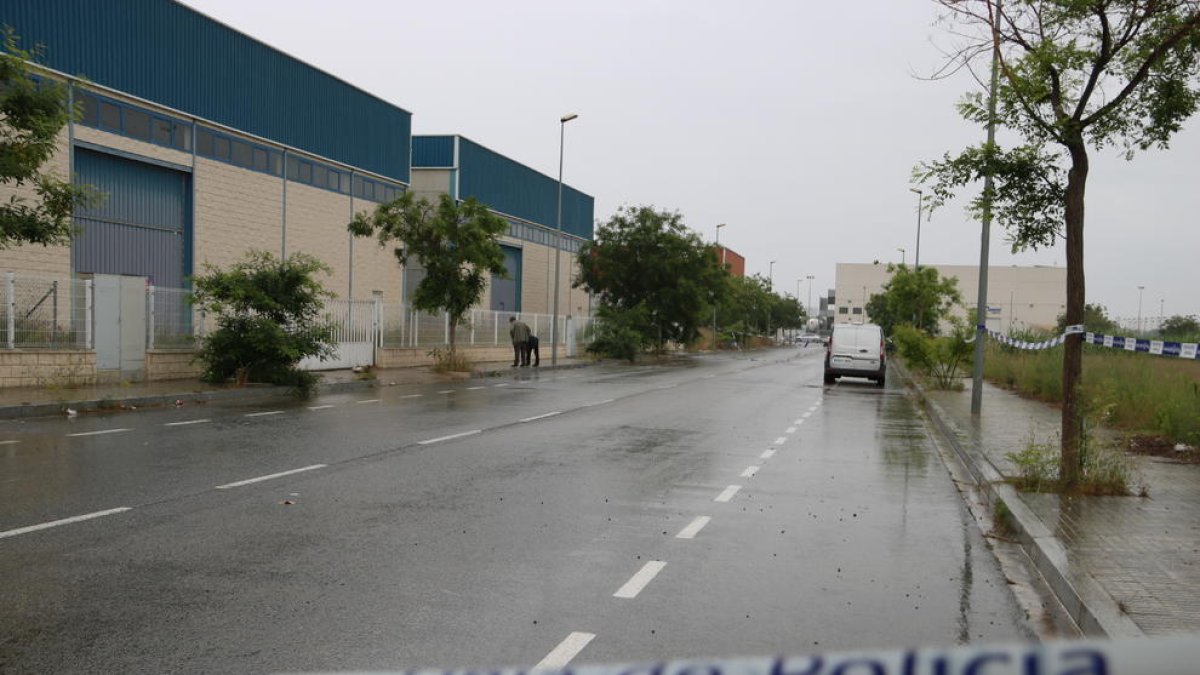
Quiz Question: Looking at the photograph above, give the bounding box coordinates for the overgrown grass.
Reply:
[1005,430,1142,496]
[984,342,1200,445]
[429,348,473,373]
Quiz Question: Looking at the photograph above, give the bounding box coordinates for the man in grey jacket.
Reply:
[509,316,531,367]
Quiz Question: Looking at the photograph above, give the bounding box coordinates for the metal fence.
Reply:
[0,273,596,359]
[1,274,92,349]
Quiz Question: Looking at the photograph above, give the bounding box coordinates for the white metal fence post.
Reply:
[470,309,476,345]
[444,312,450,345]
[85,279,93,349]
[494,310,499,344]
[147,284,156,350]
[374,298,382,347]
[6,272,14,349]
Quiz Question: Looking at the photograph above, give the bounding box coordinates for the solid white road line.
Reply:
[0,507,131,540]
[67,428,130,437]
[760,448,776,459]
[356,399,381,404]
[307,405,335,411]
[614,561,667,599]
[786,426,797,434]
[741,465,760,478]
[215,464,326,489]
[536,632,596,670]
[244,411,283,418]
[773,436,787,445]
[675,516,711,539]
[418,429,481,445]
[164,419,210,427]
[520,411,561,423]
[714,485,742,503]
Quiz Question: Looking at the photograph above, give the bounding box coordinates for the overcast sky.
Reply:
[182,0,1199,322]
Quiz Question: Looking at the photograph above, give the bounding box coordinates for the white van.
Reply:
[824,323,886,386]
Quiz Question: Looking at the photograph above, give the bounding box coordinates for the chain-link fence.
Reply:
[377,303,594,350]
[148,285,202,349]
[0,275,91,349]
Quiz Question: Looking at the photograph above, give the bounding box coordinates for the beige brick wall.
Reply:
[282,181,352,296]
[194,157,283,273]
[145,350,203,381]
[0,350,96,389]
[348,197,404,301]
[518,241,587,317]
[0,127,73,279]
[376,345,510,369]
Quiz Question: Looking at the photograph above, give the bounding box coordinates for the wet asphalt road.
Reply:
[0,349,1034,673]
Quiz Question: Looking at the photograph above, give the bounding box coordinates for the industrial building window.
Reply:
[838,307,849,315]
[213,136,230,160]
[852,307,863,315]
[123,109,151,141]
[98,100,121,131]
[152,118,172,146]
[252,147,269,173]
[173,123,191,151]
[197,128,214,156]
[312,165,328,189]
[230,140,253,168]
[80,95,99,126]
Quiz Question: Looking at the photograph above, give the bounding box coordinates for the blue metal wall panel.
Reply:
[457,138,594,240]
[490,245,522,312]
[3,0,411,183]
[73,149,190,288]
[412,136,455,168]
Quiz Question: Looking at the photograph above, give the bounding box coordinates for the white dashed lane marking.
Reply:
[418,430,481,445]
[614,561,667,599]
[786,426,797,434]
[402,394,423,399]
[714,485,742,503]
[356,399,381,404]
[520,411,561,423]
[675,516,711,539]
[164,419,210,427]
[0,507,132,540]
[215,464,326,489]
[773,437,787,445]
[307,405,335,411]
[760,448,776,459]
[244,411,283,418]
[67,428,130,438]
[0,440,20,445]
[741,465,760,478]
[536,632,596,669]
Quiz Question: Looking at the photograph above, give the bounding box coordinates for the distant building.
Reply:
[716,246,745,277]
[834,263,1066,332]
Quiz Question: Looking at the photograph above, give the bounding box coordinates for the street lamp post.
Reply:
[550,113,578,368]
[768,260,777,290]
[897,248,906,266]
[909,188,923,272]
[806,274,815,321]
[1137,285,1145,335]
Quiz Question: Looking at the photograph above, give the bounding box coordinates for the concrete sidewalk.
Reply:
[903,365,1200,638]
[0,357,592,420]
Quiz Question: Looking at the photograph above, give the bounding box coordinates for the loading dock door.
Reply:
[490,245,522,312]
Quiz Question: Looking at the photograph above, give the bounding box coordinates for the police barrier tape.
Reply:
[981,324,1200,359]
[386,638,1200,675]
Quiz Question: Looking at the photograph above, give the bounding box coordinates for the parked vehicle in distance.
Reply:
[824,323,886,386]
[798,334,824,347]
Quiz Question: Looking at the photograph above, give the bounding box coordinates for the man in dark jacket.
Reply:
[526,334,540,367]
[509,316,531,366]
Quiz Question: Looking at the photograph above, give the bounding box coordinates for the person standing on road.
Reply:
[509,316,531,367]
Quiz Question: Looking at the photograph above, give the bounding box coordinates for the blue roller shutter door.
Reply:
[491,245,522,312]
[73,148,191,288]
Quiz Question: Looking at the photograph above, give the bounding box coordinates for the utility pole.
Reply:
[971,0,1001,416]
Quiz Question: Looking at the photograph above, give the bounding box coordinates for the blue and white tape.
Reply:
[981,324,1200,359]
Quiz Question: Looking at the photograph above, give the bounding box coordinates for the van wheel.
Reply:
[875,376,886,387]
[824,373,836,385]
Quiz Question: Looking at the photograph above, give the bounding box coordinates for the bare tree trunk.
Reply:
[449,317,457,358]
[1061,136,1088,490]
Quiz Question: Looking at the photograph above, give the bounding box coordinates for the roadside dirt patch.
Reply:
[1127,434,1200,464]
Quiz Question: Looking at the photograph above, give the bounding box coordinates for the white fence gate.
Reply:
[300,299,378,371]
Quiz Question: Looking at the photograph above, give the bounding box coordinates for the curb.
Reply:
[894,360,1144,639]
[0,376,379,421]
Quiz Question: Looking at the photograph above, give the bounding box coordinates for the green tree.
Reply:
[0,28,99,246]
[917,2,1200,489]
[190,251,336,395]
[1159,314,1200,340]
[864,264,962,336]
[1055,303,1118,336]
[349,192,508,356]
[575,205,725,354]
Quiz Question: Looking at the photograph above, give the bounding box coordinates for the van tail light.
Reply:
[880,337,886,361]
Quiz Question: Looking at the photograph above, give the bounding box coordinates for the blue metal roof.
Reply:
[3,0,411,183]
[414,136,593,240]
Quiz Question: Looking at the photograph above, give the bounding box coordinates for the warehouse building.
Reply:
[834,263,1067,332]
[0,0,594,384]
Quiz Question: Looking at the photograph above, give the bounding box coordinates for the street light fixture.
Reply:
[909,188,923,272]
[806,274,815,321]
[768,260,777,290]
[897,247,906,266]
[550,113,578,368]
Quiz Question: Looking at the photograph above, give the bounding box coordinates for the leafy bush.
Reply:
[190,251,335,397]
[587,304,654,362]
[892,322,972,389]
[429,347,473,373]
[1006,430,1139,496]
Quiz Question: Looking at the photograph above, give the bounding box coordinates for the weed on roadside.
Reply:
[1005,429,1143,496]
